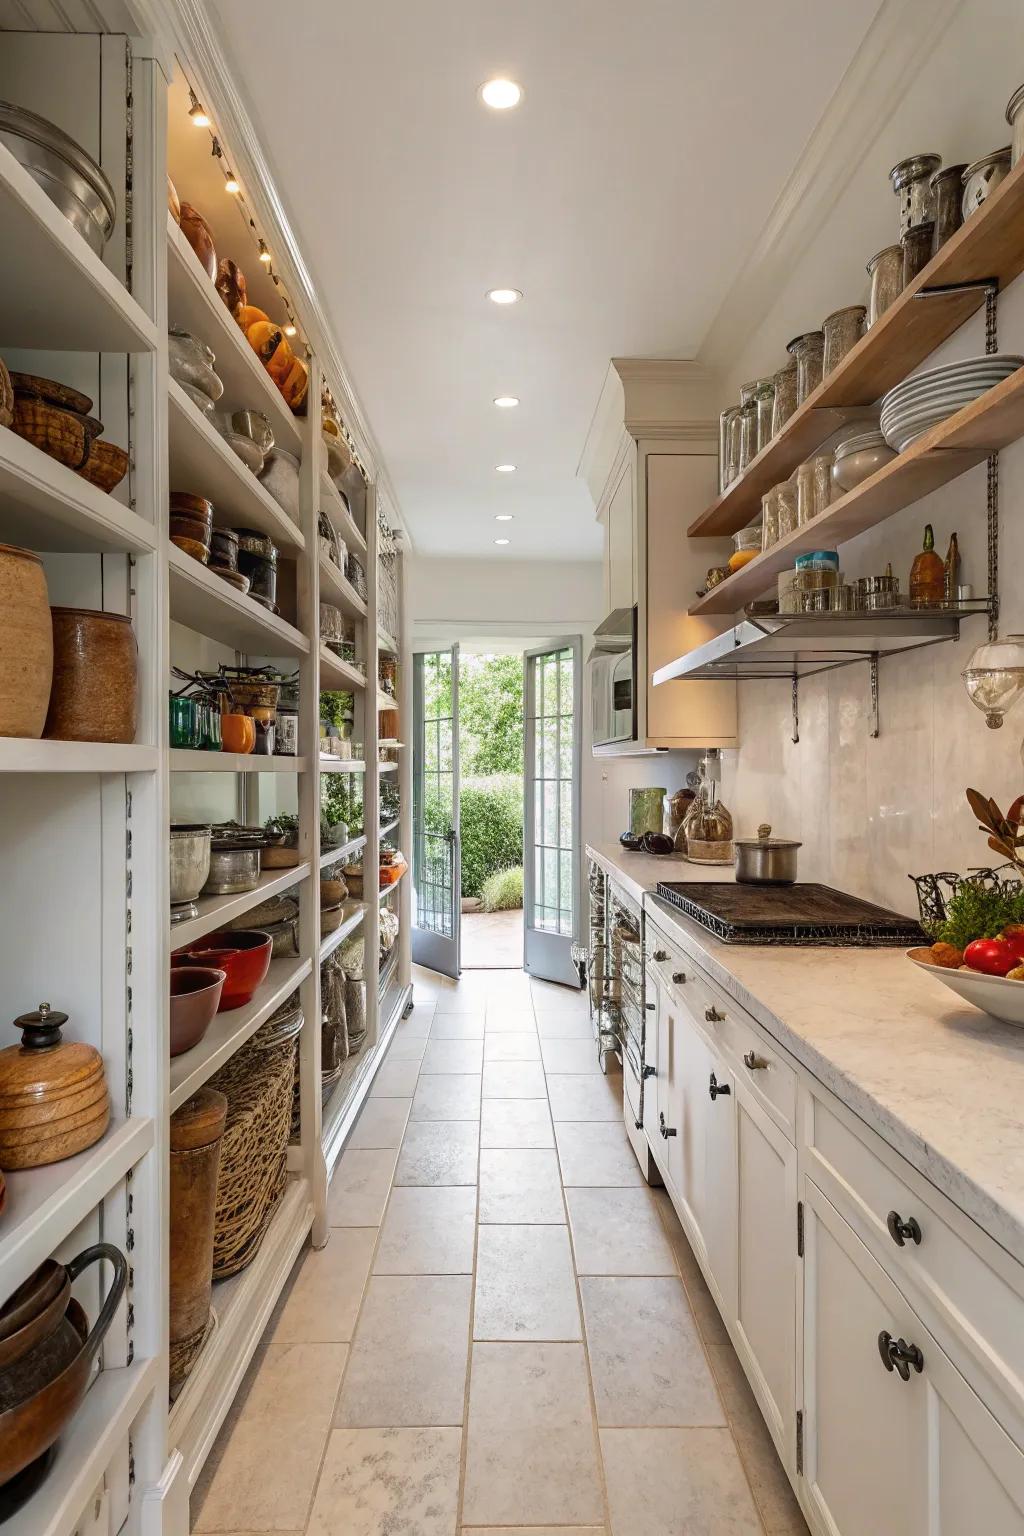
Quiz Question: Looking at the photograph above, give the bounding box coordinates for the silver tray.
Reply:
[0,100,115,254]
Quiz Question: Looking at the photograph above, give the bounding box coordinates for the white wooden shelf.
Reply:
[377,693,397,712]
[378,628,398,654]
[319,643,367,691]
[0,139,158,353]
[320,835,367,869]
[169,1177,314,1490]
[379,867,407,901]
[169,749,308,772]
[0,739,159,774]
[168,541,309,656]
[380,817,399,838]
[167,214,302,455]
[170,863,311,950]
[320,756,367,773]
[0,425,157,554]
[4,1355,162,1536]
[168,379,304,553]
[378,760,399,774]
[318,555,368,618]
[320,472,367,555]
[169,956,312,1113]
[319,901,367,961]
[321,977,408,1178]
[0,1117,154,1302]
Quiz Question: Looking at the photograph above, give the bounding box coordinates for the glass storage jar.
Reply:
[771,362,798,436]
[753,378,775,455]
[795,550,841,611]
[795,461,816,526]
[811,452,833,517]
[889,154,941,236]
[788,331,824,405]
[761,489,779,552]
[822,306,865,376]
[901,221,935,286]
[737,400,759,474]
[930,163,967,253]
[719,406,741,492]
[726,409,745,485]
[1007,83,1024,169]
[866,245,903,328]
[962,147,1012,220]
[776,480,798,540]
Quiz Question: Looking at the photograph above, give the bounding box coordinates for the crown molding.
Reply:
[134,0,411,543]
[578,358,720,508]
[697,0,964,373]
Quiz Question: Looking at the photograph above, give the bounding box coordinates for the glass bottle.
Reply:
[771,362,798,436]
[753,378,775,454]
[909,523,945,608]
[944,531,960,604]
[787,332,825,405]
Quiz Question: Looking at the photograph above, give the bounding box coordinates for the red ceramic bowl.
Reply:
[169,967,226,1055]
[185,929,272,1010]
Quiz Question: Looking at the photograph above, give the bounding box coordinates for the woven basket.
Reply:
[209,1023,297,1279]
[79,438,129,492]
[11,394,100,471]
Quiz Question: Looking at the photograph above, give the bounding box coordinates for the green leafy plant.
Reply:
[458,653,524,775]
[459,774,523,898]
[934,879,1024,950]
[320,690,352,730]
[480,865,524,912]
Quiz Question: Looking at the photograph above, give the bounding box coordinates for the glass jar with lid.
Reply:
[795,550,840,611]
[776,480,798,540]
[787,332,825,405]
[901,221,935,286]
[719,406,741,492]
[822,306,865,376]
[771,362,798,436]
[811,452,833,517]
[889,154,941,236]
[795,461,816,526]
[761,489,779,552]
[737,400,759,475]
[726,407,745,485]
[752,378,775,455]
[866,245,903,327]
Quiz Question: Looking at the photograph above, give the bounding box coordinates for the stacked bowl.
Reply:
[880,354,1024,453]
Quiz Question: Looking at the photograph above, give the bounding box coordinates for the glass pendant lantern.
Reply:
[962,635,1024,728]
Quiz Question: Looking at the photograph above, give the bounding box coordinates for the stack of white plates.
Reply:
[880,353,1024,454]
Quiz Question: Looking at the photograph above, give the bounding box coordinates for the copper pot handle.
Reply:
[64,1243,128,1369]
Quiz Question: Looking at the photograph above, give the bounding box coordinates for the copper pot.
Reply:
[44,607,138,744]
[0,544,52,739]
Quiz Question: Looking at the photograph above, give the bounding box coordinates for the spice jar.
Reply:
[787,332,824,405]
[930,164,967,253]
[1008,83,1024,169]
[235,529,278,612]
[752,378,775,455]
[889,154,941,236]
[822,306,865,376]
[771,362,798,436]
[901,221,935,286]
[719,406,740,492]
[866,245,903,328]
[795,462,816,527]
[737,400,759,474]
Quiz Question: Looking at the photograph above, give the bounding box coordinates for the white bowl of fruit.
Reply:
[909,868,1024,1026]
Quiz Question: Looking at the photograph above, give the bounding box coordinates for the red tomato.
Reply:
[963,937,1016,976]
[1001,926,1024,961]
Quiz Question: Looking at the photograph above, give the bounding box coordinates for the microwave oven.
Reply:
[589,606,638,750]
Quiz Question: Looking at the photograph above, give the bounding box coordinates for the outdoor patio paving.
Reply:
[461,907,523,968]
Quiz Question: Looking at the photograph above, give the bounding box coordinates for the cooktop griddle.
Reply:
[654,881,924,947]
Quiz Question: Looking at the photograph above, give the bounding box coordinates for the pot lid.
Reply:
[170,1087,227,1150]
[734,823,802,850]
[0,1003,104,1105]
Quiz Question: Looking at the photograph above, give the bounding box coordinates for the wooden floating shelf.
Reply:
[169,749,308,772]
[320,835,367,869]
[168,380,304,553]
[169,542,309,656]
[690,365,1024,615]
[0,1117,154,1302]
[318,556,368,617]
[0,739,159,774]
[690,152,1024,538]
[0,426,157,554]
[319,643,367,691]
[320,902,367,961]
[321,472,367,555]
[0,140,158,353]
[167,214,302,455]
[170,863,311,950]
[169,956,312,1113]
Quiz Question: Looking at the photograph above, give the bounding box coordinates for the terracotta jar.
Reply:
[0,1003,109,1170]
[44,608,138,744]
[0,356,12,428]
[169,1088,228,1399]
[0,543,53,739]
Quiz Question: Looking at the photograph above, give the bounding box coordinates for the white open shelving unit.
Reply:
[0,14,413,1536]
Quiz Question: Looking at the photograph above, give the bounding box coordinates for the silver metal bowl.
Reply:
[0,101,115,254]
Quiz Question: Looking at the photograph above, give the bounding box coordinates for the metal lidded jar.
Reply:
[787,331,825,406]
[889,153,941,237]
[866,245,903,328]
[1007,82,1024,169]
[961,146,1012,220]
[822,306,865,376]
[930,163,967,253]
[901,221,935,286]
[734,824,801,885]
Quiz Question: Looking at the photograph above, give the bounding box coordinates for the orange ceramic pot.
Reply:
[220,713,255,754]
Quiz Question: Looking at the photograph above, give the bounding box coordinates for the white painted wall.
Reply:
[706,1,1024,915]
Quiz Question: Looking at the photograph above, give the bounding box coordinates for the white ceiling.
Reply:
[210,0,883,559]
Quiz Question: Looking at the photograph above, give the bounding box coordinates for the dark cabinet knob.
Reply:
[878,1330,924,1381]
[743,1050,768,1071]
[708,1071,731,1101]
[705,1005,724,1023]
[659,1111,677,1139]
[652,949,668,962]
[645,1001,656,1011]
[672,971,687,985]
[643,1064,656,1080]
[886,1210,922,1247]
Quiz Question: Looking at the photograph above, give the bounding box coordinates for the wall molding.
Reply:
[698,0,965,375]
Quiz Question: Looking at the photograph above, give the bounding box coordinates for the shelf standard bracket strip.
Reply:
[985,282,1000,641]
[912,277,999,303]
[791,673,799,745]
[870,654,880,739]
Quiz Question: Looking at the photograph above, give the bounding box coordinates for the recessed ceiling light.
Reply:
[493,396,519,409]
[480,78,522,110]
[496,464,516,473]
[494,537,511,545]
[495,514,514,522]
[487,287,522,305]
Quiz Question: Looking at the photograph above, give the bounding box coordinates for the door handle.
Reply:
[705,1005,724,1023]
[659,1111,677,1139]
[708,1071,731,1101]
[743,1050,768,1071]
[878,1330,924,1381]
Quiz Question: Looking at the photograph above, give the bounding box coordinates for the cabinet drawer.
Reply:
[806,1093,1024,1432]
[679,966,796,1142]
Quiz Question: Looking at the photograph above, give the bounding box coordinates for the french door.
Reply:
[523,638,582,987]
[412,646,461,977]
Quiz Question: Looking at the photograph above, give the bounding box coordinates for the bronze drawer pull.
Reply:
[878,1330,924,1380]
[743,1050,768,1071]
[886,1210,922,1247]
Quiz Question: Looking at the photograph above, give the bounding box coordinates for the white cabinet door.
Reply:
[700,1046,737,1320]
[733,1081,797,1460]
[606,456,635,613]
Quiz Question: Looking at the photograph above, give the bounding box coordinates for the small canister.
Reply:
[962,147,1012,220]
[901,221,935,286]
[866,245,903,328]
[795,461,816,527]
[235,529,278,612]
[45,608,138,744]
[889,154,941,236]
[753,378,775,455]
[787,331,824,405]
[822,306,865,376]
[275,707,298,757]
[1007,83,1024,169]
[930,163,967,253]
[719,406,740,492]
[771,362,798,436]
[737,399,759,474]
[761,489,779,552]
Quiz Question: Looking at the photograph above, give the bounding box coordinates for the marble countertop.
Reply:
[586,840,1024,1267]
[587,840,736,905]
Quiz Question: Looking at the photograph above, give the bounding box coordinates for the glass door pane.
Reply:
[412,646,460,977]
[523,637,582,987]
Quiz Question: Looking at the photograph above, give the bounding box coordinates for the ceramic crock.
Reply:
[0,543,53,739]
[44,608,138,743]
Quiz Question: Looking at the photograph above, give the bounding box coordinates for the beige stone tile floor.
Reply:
[191,963,809,1536]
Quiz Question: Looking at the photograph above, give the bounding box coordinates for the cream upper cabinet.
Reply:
[604,447,636,614]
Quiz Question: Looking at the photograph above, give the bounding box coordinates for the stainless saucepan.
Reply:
[734,824,801,884]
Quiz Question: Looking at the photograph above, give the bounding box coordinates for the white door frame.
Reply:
[523,636,583,988]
